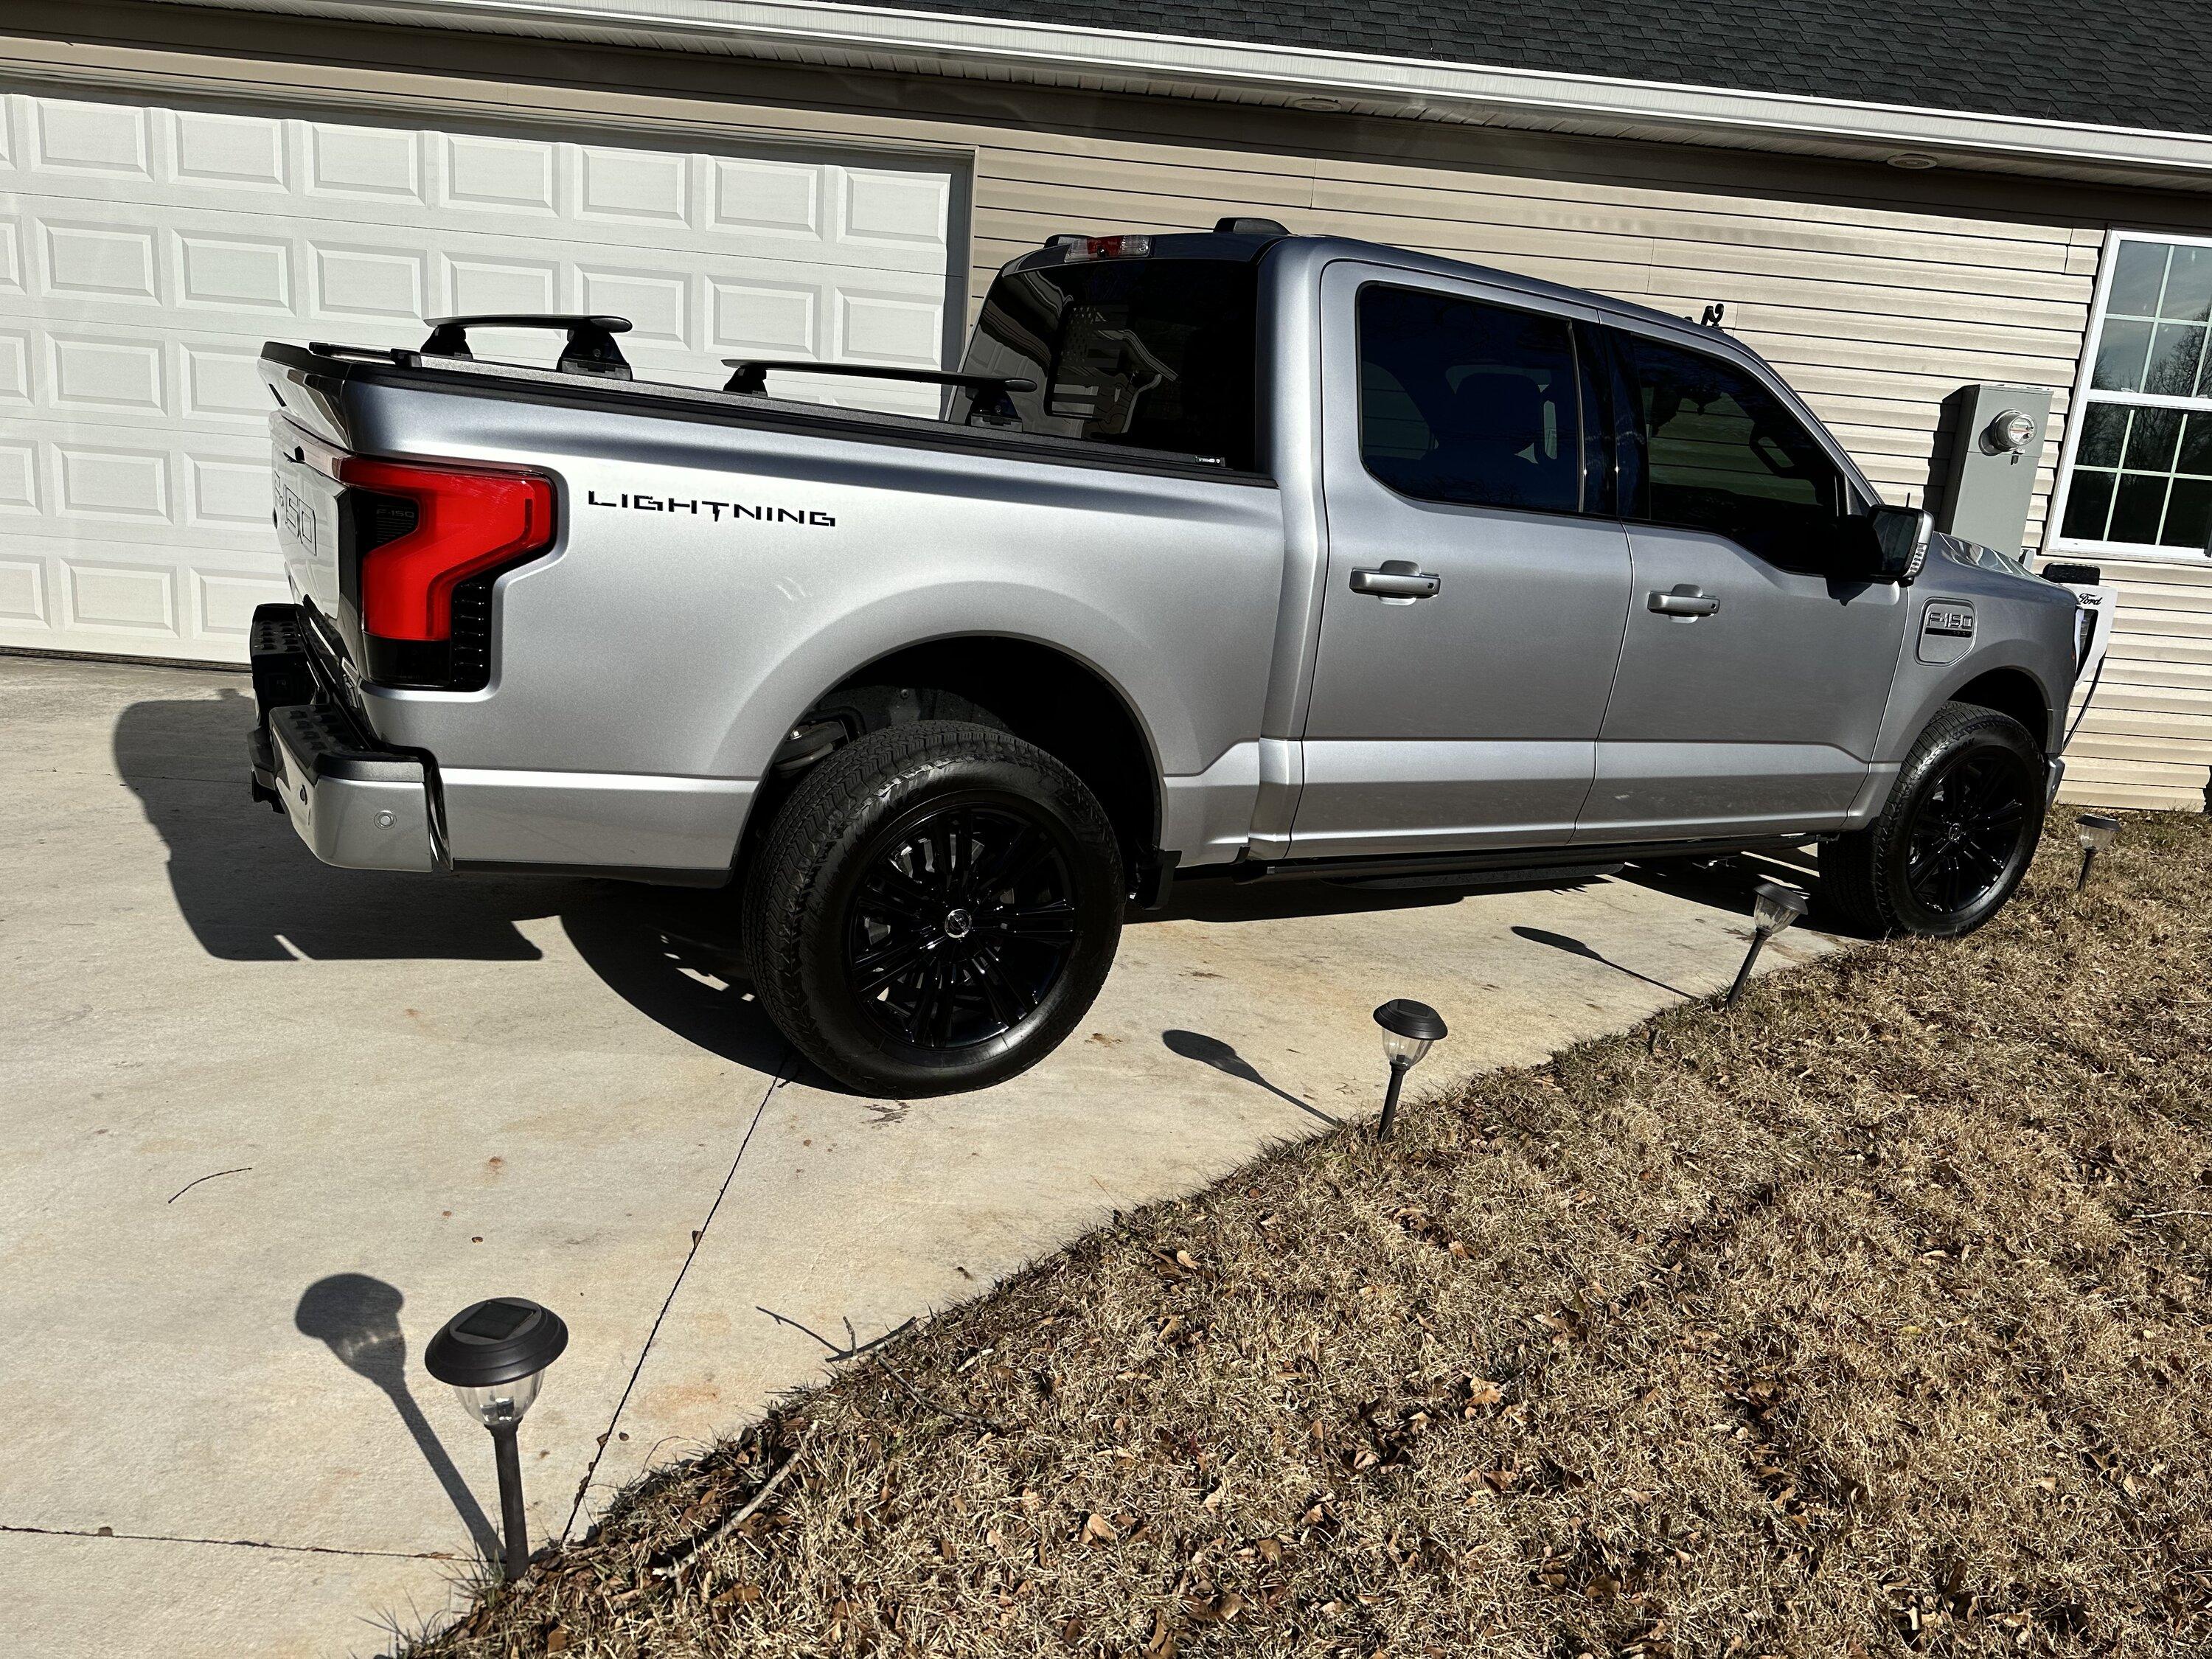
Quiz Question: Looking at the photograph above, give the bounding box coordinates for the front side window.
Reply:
[1618,333,1843,571]
[1356,285,1583,514]
[2056,235,2212,557]
[953,258,1259,470]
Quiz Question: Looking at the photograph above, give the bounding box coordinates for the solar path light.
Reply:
[425,1296,568,1581]
[1372,998,1447,1139]
[2076,813,2120,892]
[1725,881,1809,1007]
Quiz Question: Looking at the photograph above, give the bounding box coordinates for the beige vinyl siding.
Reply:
[24,1,2212,809]
[2059,559,2212,810]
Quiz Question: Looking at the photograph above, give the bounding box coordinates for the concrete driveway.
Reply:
[1,655,1837,1658]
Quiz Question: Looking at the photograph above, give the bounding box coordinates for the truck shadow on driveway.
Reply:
[116,689,552,964]
[114,692,793,1076]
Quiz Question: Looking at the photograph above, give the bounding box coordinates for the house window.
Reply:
[2055,234,2212,560]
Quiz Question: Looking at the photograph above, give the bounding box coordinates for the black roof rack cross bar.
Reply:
[720,360,1037,398]
[420,314,635,379]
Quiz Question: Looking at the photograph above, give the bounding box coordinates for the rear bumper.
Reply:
[248,603,439,873]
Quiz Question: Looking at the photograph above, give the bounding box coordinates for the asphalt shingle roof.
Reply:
[886,0,2212,139]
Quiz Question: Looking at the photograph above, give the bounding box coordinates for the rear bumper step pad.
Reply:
[248,602,439,873]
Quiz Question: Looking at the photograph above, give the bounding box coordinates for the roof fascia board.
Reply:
[142,0,2212,179]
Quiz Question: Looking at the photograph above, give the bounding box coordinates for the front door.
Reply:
[1577,327,1909,842]
[1292,264,1632,860]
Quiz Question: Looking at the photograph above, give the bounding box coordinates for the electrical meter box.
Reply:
[1933,382,2053,557]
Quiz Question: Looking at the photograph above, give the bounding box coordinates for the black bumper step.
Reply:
[248,602,317,717]
[267,703,423,785]
[248,600,419,798]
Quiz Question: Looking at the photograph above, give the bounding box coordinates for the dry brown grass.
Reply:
[417,816,2212,1658]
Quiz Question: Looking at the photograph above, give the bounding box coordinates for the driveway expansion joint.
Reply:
[1,1523,456,1561]
[558,1058,791,1543]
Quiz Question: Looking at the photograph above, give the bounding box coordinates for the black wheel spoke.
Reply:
[1906,836,1942,884]
[967,823,1037,894]
[863,864,938,920]
[1904,747,2032,919]
[1001,898,1079,942]
[852,936,928,998]
[844,799,1078,1051]
[971,945,1033,1029]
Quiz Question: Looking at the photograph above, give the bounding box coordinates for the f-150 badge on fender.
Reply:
[1923,602,1975,638]
[1917,599,1975,665]
[585,490,835,526]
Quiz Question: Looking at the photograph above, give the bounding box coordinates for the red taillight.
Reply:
[338,457,557,641]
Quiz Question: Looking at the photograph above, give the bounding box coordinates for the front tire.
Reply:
[1822,701,2045,938]
[742,720,1124,1096]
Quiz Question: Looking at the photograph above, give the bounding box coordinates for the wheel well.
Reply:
[1950,669,2050,752]
[748,637,1161,882]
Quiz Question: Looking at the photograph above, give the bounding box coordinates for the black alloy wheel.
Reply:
[1902,748,2034,918]
[1821,700,2045,939]
[846,799,1079,1050]
[743,720,1124,1096]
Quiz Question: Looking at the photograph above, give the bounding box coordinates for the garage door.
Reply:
[0,88,961,663]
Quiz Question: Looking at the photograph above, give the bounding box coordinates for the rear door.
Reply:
[1576,327,1907,842]
[1292,262,1632,858]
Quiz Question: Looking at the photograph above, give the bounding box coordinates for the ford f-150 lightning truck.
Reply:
[248,220,2084,1094]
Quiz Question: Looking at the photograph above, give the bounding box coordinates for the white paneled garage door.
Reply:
[0,88,960,663]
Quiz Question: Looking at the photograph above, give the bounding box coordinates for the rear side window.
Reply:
[1618,333,1844,569]
[953,259,1259,470]
[1356,285,1582,514]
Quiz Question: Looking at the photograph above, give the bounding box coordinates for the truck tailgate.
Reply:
[271,421,349,659]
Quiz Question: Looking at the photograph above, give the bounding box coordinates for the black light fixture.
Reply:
[1725,881,1809,1006]
[1372,998,1447,1138]
[2076,813,2120,891]
[425,1297,569,1580]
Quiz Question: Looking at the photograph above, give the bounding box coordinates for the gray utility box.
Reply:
[1933,382,2053,557]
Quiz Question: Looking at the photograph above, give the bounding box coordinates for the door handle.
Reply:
[1351,564,1442,601]
[1649,585,1721,618]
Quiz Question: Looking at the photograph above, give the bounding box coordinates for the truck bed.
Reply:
[261,343,1256,484]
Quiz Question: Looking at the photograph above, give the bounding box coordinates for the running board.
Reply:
[1220,835,1812,886]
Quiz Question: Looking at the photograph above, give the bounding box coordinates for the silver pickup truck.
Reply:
[250,220,2082,1094]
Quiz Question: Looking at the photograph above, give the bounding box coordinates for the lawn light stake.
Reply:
[425,1296,569,1580]
[1725,882,1809,1007]
[2075,813,2120,892]
[1372,998,1448,1139]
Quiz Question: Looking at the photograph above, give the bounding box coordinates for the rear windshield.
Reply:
[951,258,1260,471]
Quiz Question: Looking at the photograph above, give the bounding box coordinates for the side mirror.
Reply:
[1848,504,1933,583]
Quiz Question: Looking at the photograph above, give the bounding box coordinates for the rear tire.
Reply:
[742,720,1123,1096]
[1822,701,2045,938]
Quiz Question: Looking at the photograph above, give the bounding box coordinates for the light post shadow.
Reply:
[293,1273,500,1565]
[1161,1029,1341,1126]
[1509,925,1694,1000]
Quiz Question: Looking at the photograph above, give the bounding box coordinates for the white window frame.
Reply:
[2048,229,2212,566]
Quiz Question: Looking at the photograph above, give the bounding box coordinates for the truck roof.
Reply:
[1001,226,1873,501]
[1009,228,1751,359]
